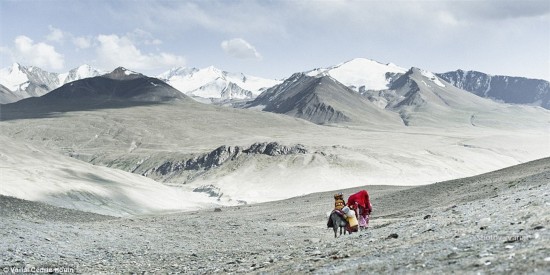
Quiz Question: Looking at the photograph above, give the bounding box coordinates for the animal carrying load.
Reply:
[342,206,358,232]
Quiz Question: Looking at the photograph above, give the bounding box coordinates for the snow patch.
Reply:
[307,58,407,91]
[123,68,138,76]
[420,69,446,87]
[0,63,30,91]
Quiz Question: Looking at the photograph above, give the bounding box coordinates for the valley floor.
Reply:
[1,158,549,274]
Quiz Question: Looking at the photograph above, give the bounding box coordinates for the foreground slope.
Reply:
[1,158,548,273]
[0,135,218,216]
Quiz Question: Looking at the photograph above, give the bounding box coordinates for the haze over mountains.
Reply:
[1,58,549,216]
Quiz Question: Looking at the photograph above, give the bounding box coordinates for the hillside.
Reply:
[1,158,548,273]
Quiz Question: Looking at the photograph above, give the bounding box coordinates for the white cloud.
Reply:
[96,34,185,70]
[8,36,65,70]
[221,38,262,60]
[73,36,92,49]
[46,25,65,42]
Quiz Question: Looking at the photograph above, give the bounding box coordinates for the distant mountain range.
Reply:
[157,66,280,103]
[303,58,550,110]
[245,72,402,125]
[245,66,519,126]
[6,64,542,128]
[1,59,548,111]
[0,63,104,103]
[437,70,550,109]
[0,67,188,121]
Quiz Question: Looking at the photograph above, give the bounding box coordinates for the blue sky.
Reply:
[1,0,549,80]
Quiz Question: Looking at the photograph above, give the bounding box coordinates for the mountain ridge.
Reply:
[0,67,190,121]
[437,69,550,109]
[158,66,281,102]
[0,63,104,104]
[2,59,549,110]
[246,73,403,125]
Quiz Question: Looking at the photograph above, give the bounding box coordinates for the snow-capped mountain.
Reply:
[437,70,550,109]
[302,58,550,112]
[2,67,190,121]
[0,63,60,101]
[249,63,549,129]
[158,66,281,102]
[58,64,105,85]
[246,72,402,125]
[0,63,104,104]
[44,67,186,103]
[306,58,407,92]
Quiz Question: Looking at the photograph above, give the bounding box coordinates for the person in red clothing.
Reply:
[347,190,372,229]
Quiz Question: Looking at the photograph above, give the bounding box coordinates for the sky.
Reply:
[0,0,549,80]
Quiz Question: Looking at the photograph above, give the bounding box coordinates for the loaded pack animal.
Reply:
[327,193,359,237]
[328,209,348,238]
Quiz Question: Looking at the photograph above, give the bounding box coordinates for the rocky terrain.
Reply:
[1,158,548,274]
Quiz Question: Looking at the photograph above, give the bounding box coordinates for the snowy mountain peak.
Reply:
[306,57,407,91]
[111,67,138,75]
[103,67,143,80]
[339,57,404,70]
[205,65,222,74]
[0,63,59,97]
[75,64,97,74]
[118,67,138,75]
[58,64,104,85]
[0,63,29,93]
[406,67,446,88]
[157,67,198,80]
[10,62,23,72]
[159,66,281,101]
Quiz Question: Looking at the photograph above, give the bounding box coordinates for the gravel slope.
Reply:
[1,158,549,274]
